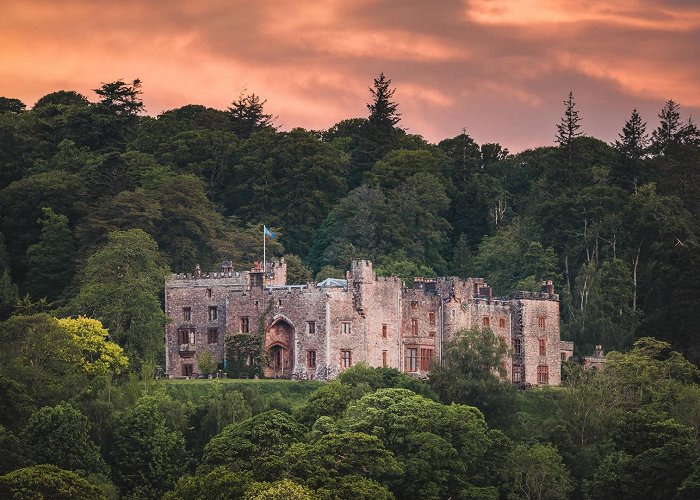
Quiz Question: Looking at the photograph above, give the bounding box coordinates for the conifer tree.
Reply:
[367,73,401,129]
[555,91,582,148]
[651,99,681,155]
[615,109,648,162]
[227,93,274,139]
[555,91,582,167]
[26,208,76,303]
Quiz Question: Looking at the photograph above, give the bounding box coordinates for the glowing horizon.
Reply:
[1,0,698,152]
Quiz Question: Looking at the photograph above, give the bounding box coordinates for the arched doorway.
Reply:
[264,317,294,378]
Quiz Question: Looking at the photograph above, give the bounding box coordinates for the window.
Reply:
[411,319,418,335]
[382,350,388,368]
[406,348,418,372]
[538,316,546,329]
[208,306,218,321]
[420,348,433,371]
[411,300,418,310]
[207,328,218,344]
[307,321,316,335]
[206,288,212,298]
[307,350,316,369]
[278,299,282,306]
[483,316,490,327]
[382,324,387,339]
[537,365,549,384]
[499,317,506,328]
[341,350,352,368]
[561,352,567,361]
[514,338,523,356]
[429,312,436,325]
[342,322,351,334]
[512,364,522,383]
[182,307,192,322]
[179,329,195,345]
[240,317,249,333]
[539,338,546,356]
[450,309,455,321]
[255,300,259,307]
[182,364,193,377]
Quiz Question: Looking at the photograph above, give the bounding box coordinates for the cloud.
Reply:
[0,0,698,151]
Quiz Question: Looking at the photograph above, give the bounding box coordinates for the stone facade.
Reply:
[165,260,567,385]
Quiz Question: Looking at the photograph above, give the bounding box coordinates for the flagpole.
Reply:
[263,226,266,280]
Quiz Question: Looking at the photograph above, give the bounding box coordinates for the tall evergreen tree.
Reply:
[651,99,681,155]
[613,109,649,189]
[349,73,403,187]
[367,73,400,129]
[555,91,582,165]
[227,93,275,139]
[93,79,144,117]
[615,109,648,161]
[26,208,76,303]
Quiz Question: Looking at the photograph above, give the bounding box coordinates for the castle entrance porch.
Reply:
[264,317,294,378]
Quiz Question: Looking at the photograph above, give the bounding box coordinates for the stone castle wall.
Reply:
[164,260,565,385]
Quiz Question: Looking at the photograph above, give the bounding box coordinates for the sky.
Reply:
[1,0,699,152]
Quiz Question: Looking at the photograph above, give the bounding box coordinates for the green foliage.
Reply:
[0,97,26,114]
[202,410,307,479]
[244,479,316,500]
[375,252,435,286]
[226,333,265,379]
[0,314,89,406]
[315,265,344,282]
[473,219,559,295]
[228,93,275,139]
[69,229,168,367]
[186,382,252,456]
[584,411,697,499]
[293,381,361,428]
[165,467,252,500]
[22,403,108,476]
[195,349,216,376]
[0,426,28,475]
[25,207,76,303]
[94,79,144,117]
[430,327,517,429]
[0,464,105,500]
[57,316,128,375]
[506,443,573,500]
[285,432,403,491]
[109,396,187,498]
[284,254,312,284]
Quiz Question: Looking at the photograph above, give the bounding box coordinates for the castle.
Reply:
[165,259,569,385]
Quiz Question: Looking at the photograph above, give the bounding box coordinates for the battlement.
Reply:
[167,259,287,287]
[509,291,560,301]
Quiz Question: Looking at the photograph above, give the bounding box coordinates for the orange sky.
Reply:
[1,0,699,151]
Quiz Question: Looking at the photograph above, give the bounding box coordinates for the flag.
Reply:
[263,225,276,239]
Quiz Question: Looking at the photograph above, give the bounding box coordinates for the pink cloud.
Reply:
[0,0,698,152]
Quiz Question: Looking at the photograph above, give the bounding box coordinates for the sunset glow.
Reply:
[1,0,698,151]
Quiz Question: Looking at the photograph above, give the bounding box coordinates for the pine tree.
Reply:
[555,91,582,169]
[93,79,144,116]
[367,73,401,129]
[349,73,402,187]
[227,93,275,139]
[651,99,681,155]
[555,91,582,148]
[615,109,648,161]
[26,208,76,303]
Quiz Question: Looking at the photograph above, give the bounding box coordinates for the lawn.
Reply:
[162,378,325,412]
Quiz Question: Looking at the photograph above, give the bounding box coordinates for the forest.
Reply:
[1,75,700,498]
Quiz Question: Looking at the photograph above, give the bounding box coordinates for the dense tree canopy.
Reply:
[1,76,700,498]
